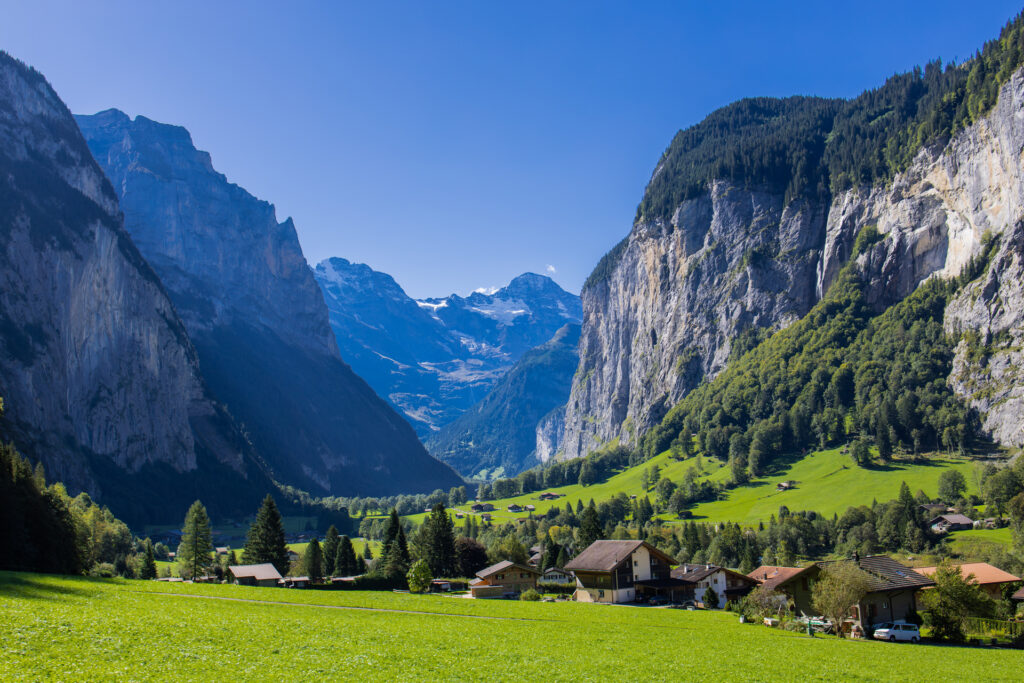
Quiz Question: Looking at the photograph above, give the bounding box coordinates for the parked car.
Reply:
[648,595,669,606]
[872,622,920,643]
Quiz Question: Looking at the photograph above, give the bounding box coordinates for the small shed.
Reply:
[228,563,283,587]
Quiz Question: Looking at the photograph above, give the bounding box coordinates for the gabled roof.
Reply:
[747,565,818,591]
[564,540,674,573]
[929,513,974,525]
[673,564,759,585]
[476,560,539,579]
[228,563,282,581]
[915,562,1021,586]
[1013,587,1024,601]
[817,556,934,592]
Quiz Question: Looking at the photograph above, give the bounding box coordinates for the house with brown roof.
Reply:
[672,564,759,608]
[915,562,1022,599]
[928,513,974,533]
[538,492,561,501]
[565,540,687,604]
[470,560,540,598]
[227,563,283,587]
[816,555,934,632]
[747,564,822,615]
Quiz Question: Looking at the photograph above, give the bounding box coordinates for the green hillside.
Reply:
[3,572,1020,681]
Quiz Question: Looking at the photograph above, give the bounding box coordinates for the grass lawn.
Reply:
[2,571,1021,681]
[434,448,979,528]
[947,527,1015,556]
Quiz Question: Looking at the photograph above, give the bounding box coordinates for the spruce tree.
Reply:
[420,503,456,577]
[336,535,359,576]
[363,542,373,560]
[242,494,290,575]
[178,500,213,580]
[138,539,158,580]
[578,503,602,549]
[541,543,560,570]
[556,545,569,568]
[322,525,340,576]
[303,538,324,582]
[378,508,402,566]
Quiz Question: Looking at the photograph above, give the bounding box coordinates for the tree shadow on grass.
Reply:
[0,571,102,601]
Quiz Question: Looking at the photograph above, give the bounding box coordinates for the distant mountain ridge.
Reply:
[77,109,462,498]
[314,259,580,435]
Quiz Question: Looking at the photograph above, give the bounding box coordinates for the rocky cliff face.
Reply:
[0,53,271,524]
[315,260,581,434]
[563,65,1024,459]
[77,110,462,496]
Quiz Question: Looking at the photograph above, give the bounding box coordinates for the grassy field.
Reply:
[433,448,979,527]
[1,571,1021,681]
[947,527,1016,555]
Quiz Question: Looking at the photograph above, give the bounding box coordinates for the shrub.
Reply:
[520,589,542,601]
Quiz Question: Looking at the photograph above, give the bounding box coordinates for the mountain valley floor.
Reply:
[1,571,1021,681]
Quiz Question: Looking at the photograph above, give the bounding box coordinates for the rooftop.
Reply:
[747,565,816,591]
[817,556,934,592]
[476,560,539,579]
[915,562,1021,586]
[228,563,283,582]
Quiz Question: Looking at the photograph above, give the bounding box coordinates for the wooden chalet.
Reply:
[816,555,934,632]
[672,564,759,608]
[227,563,283,587]
[564,540,688,604]
[470,560,540,598]
[747,564,822,615]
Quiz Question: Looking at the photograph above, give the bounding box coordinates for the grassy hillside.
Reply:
[3,572,1020,681]
[427,448,980,527]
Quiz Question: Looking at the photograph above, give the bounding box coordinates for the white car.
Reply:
[872,622,920,643]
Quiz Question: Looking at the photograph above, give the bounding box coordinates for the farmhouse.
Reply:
[915,562,1022,599]
[470,503,495,513]
[565,540,688,604]
[747,564,821,615]
[817,555,933,631]
[227,563,283,587]
[507,504,524,513]
[538,492,561,500]
[542,567,574,584]
[672,564,759,608]
[470,561,540,598]
[928,513,974,533]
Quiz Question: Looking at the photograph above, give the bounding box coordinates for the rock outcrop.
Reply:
[563,65,1024,458]
[0,52,271,524]
[77,110,462,496]
[315,259,581,435]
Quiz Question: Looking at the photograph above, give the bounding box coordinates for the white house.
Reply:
[671,564,759,608]
[564,540,687,604]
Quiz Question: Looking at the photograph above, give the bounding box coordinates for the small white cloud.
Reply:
[473,286,499,295]
[546,264,557,275]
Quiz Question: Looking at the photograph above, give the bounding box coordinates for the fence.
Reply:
[962,617,1023,639]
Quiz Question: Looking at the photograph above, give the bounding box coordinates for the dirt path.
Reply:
[136,591,551,621]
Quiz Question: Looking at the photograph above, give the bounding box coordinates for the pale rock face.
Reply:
[0,54,256,515]
[563,66,1024,458]
[535,406,567,464]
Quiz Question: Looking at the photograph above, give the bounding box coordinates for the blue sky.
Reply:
[3,1,1022,297]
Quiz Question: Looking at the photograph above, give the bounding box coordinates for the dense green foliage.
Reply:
[177,501,213,580]
[302,538,324,582]
[242,495,290,575]
[642,266,978,481]
[922,560,997,642]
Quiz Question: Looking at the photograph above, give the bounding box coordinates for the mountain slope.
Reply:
[77,110,461,497]
[0,52,274,525]
[424,324,581,479]
[314,259,580,434]
[563,15,1024,460]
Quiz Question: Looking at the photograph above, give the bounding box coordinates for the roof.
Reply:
[475,560,539,579]
[748,565,818,591]
[817,556,934,592]
[564,540,674,573]
[228,563,283,581]
[673,564,759,585]
[915,563,1021,586]
[929,514,974,525]
[543,566,572,575]
[1013,587,1024,601]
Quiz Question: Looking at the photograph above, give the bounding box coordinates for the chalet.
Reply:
[470,503,496,513]
[565,540,688,604]
[215,546,230,556]
[227,563,283,587]
[776,481,794,492]
[282,576,311,589]
[538,492,561,501]
[816,555,934,632]
[524,504,536,512]
[286,549,301,563]
[672,564,759,608]
[542,567,575,584]
[915,562,1022,599]
[470,561,540,598]
[928,513,974,533]
[528,552,543,567]
[507,504,524,513]
[747,564,822,615]
[1013,586,1024,602]
[918,503,947,516]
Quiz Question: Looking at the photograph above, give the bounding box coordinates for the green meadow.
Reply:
[2,571,1021,681]
[432,448,979,527]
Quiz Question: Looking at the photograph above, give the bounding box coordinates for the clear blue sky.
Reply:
[3,1,1021,297]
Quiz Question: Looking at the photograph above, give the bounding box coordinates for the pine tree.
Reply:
[242,495,290,575]
[178,500,213,580]
[363,542,373,560]
[322,525,340,576]
[336,535,359,576]
[556,545,569,568]
[303,538,324,582]
[578,503,603,549]
[378,508,402,566]
[138,539,157,580]
[419,503,457,577]
[541,543,560,570]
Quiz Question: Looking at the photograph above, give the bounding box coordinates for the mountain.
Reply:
[0,52,275,525]
[314,260,581,434]
[563,16,1024,461]
[76,110,462,497]
[424,323,581,479]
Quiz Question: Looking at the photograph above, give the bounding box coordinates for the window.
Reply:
[598,590,605,598]
[634,560,638,566]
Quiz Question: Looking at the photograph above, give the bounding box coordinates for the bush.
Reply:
[88,563,116,578]
[406,560,433,594]
[520,588,542,601]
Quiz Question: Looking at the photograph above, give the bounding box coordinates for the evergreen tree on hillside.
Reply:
[242,495,289,575]
[363,543,373,560]
[541,542,560,570]
[178,500,213,580]
[322,525,340,576]
[303,538,324,582]
[138,539,158,580]
[418,503,457,577]
[336,535,359,576]
[578,503,603,549]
